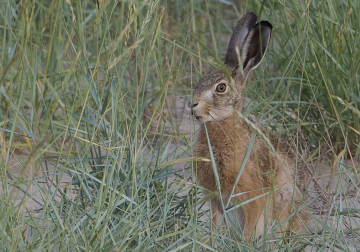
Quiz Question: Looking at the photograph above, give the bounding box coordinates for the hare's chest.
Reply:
[195,128,246,192]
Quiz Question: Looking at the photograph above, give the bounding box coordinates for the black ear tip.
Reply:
[244,12,257,19]
[259,21,273,30]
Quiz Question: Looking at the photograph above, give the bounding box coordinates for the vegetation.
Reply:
[0,0,359,250]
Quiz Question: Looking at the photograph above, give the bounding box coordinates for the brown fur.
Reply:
[191,13,308,241]
[195,116,308,239]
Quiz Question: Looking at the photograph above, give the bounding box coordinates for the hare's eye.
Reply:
[216,83,226,92]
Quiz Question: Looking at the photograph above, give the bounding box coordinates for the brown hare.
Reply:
[191,13,307,241]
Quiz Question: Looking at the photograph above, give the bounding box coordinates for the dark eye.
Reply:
[216,83,226,92]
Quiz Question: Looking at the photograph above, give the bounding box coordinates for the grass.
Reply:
[0,0,360,250]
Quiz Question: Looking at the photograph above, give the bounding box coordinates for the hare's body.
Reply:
[191,13,307,240]
[196,115,307,238]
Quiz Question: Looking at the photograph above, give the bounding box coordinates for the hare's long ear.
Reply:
[240,21,272,75]
[224,12,258,71]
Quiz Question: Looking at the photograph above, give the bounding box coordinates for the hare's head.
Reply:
[191,13,272,122]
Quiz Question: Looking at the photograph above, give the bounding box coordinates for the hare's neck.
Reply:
[201,115,244,146]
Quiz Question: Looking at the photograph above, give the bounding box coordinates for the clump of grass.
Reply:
[0,0,359,251]
[244,1,360,158]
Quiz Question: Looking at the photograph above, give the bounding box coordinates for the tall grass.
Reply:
[0,0,359,250]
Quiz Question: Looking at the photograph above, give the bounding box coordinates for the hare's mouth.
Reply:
[191,111,202,121]
[195,115,209,123]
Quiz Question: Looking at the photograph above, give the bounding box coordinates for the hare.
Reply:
[191,13,308,241]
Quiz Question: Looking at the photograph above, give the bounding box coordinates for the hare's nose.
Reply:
[190,103,199,115]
